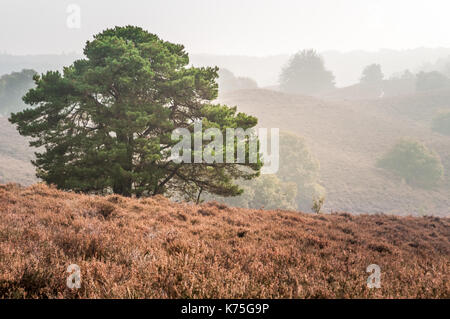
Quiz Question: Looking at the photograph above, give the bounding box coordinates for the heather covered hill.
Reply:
[0,183,448,298]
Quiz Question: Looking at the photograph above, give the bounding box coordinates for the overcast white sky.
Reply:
[1,0,450,56]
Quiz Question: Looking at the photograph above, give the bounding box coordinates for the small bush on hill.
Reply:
[432,111,450,136]
[218,68,258,93]
[377,139,444,188]
[416,71,450,92]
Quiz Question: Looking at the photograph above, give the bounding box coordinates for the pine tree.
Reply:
[10,26,261,199]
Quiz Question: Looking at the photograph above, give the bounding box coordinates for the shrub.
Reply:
[0,184,449,298]
[9,27,261,199]
[432,111,450,136]
[277,132,325,211]
[208,174,298,211]
[312,196,325,214]
[416,71,450,92]
[377,139,444,188]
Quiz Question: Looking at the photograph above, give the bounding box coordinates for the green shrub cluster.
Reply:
[432,111,450,136]
[377,139,444,188]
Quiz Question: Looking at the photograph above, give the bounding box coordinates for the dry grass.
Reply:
[0,183,448,299]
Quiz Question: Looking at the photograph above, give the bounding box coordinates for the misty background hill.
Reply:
[218,88,450,216]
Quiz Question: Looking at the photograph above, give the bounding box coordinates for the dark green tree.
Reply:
[9,26,261,199]
[279,49,335,95]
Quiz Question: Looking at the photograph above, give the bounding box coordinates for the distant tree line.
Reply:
[218,68,258,93]
[0,69,36,116]
[279,49,450,97]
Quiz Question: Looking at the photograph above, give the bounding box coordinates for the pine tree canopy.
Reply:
[9,26,261,199]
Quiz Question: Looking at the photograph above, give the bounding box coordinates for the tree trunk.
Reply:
[114,131,133,197]
[196,187,203,205]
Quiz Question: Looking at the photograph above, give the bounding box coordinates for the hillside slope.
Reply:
[0,183,448,298]
[1,89,449,215]
[0,116,36,185]
[218,89,450,216]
